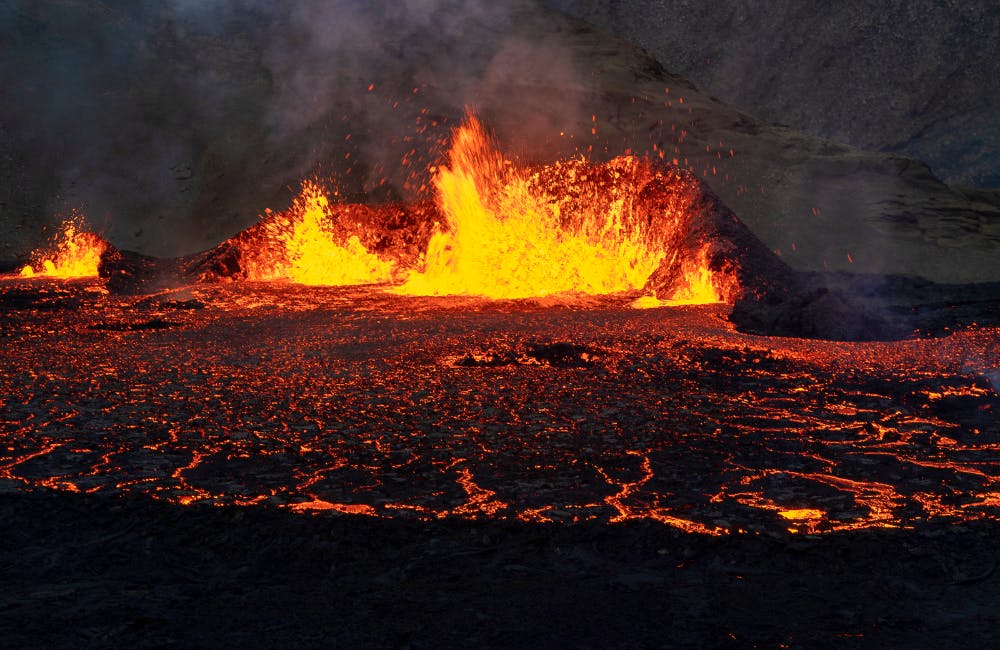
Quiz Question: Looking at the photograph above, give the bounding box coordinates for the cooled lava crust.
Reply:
[3,279,998,534]
[4,276,1000,647]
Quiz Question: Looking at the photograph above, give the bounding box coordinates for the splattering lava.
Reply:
[232,115,733,304]
[19,218,106,279]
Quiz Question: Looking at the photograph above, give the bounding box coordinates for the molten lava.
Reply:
[398,115,728,302]
[23,114,741,305]
[243,181,395,286]
[19,218,106,279]
[227,115,733,303]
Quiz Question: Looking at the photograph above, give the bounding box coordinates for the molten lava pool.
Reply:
[2,278,998,535]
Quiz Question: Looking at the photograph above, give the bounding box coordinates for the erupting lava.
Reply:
[399,115,727,302]
[400,117,644,298]
[19,218,106,279]
[236,115,731,303]
[244,181,396,286]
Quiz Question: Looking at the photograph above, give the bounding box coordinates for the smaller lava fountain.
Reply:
[19,217,107,279]
[240,181,396,286]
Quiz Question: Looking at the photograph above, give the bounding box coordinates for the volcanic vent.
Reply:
[88,113,913,341]
[18,216,107,280]
[103,115,790,310]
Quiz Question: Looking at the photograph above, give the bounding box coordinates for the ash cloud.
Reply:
[0,0,590,257]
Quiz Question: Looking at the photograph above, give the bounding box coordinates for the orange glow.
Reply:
[396,115,729,302]
[244,181,395,286]
[777,508,826,521]
[289,500,378,516]
[20,218,106,279]
[596,450,727,535]
[452,465,508,517]
[632,247,728,308]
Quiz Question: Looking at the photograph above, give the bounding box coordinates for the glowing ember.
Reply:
[244,181,395,286]
[19,218,106,279]
[397,115,728,302]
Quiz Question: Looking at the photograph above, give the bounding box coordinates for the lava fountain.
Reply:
[397,115,724,301]
[193,114,738,304]
[239,181,397,286]
[19,217,107,279]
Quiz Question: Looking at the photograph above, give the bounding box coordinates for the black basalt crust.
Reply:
[729,285,913,342]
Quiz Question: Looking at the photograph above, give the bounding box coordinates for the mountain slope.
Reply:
[547,0,1000,188]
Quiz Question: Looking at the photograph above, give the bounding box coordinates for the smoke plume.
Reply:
[0,0,588,257]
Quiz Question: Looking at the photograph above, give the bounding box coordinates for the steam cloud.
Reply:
[0,0,589,257]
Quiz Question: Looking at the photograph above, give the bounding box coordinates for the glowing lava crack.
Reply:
[1,280,998,535]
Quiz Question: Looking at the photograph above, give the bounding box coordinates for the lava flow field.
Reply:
[5,277,1000,647]
[3,278,998,535]
[4,116,1000,647]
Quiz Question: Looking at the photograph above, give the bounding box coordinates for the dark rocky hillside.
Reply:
[547,0,1000,188]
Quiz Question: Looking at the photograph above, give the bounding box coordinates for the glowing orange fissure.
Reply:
[20,218,107,279]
